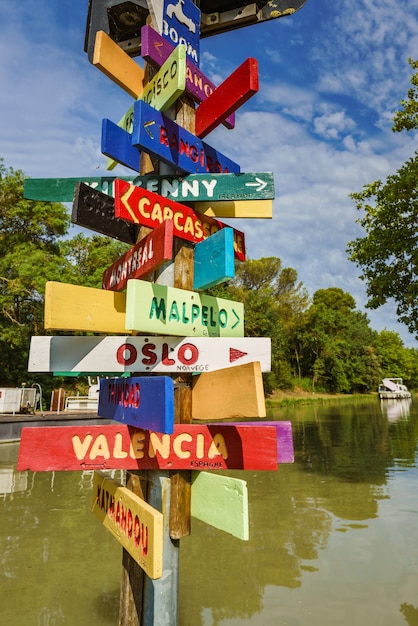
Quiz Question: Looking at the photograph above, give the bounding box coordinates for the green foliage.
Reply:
[347,59,418,338]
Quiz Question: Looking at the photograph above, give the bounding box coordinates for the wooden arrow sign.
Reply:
[102,220,174,291]
[28,336,272,373]
[131,100,240,174]
[98,376,174,434]
[114,179,246,261]
[141,24,235,129]
[191,472,249,541]
[193,228,235,290]
[17,423,279,471]
[102,118,141,172]
[25,172,274,203]
[195,58,259,139]
[93,31,145,98]
[191,362,266,421]
[92,471,164,579]
[72,183,139,244]
[161,0,201,65]
[125,279,244,337]
[193,199,272,219]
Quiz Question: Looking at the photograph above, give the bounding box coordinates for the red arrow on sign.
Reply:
[230,347,248,363]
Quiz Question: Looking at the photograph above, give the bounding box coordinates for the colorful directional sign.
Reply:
[72,183,139,244]
[141,24,235,129]
[28,336,272,373]
[161,0,200,65]
[195,57,259,139]
[93,30,146,98]
[191,472,248,540]
[191,361,266,420]
[114,179,246,261]
[24,172,274,202]
[44,281,129,334]
[92,472,163,579]
[193,199,272,219]
[226,421,295,464]
[125,279,244,337]
[102,118,141,172]
[102,220,174,291]
[98,376,174,434]
[17,424,279,471]
[193,228,235,290]
[131,100,240,173]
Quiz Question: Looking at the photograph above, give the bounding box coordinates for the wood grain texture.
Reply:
[93,31,145,98]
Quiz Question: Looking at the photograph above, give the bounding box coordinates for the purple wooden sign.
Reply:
[98,376,174,434]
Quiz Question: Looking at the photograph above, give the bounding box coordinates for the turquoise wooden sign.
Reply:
[193,228,235,291]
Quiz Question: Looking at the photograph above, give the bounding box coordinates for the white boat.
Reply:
[378,378,411,400]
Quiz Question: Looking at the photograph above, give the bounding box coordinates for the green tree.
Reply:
[347,58,418,338]
[0,161,69,384]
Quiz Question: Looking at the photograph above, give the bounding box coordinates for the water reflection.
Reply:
[1,400,417,626]
[380,398,412,422]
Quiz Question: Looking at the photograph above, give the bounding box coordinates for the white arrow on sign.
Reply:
[28,336,272,374]
[245,177,268,192]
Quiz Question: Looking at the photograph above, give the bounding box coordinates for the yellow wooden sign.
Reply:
[92,472,163,579]
[93,31,145,99]
[191,361,266,420]
[44,281,130,334]
[193,199,273,219]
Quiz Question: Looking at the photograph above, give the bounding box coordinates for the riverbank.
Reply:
[266,389,378,408]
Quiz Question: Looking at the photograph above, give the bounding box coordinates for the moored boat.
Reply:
[378,378,411,400]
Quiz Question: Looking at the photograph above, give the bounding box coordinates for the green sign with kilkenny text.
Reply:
[125,279,244,337]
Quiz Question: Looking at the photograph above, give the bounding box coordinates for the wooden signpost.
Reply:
[92,471,164,579]
[114,179,246,260]
[125,279,244,337]
[98,376,175,434]
[17,423,280,471]
[24,172,274,203]
[17,0,300,623]
[28,335,272,374]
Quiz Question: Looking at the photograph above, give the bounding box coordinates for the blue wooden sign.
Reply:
[193,228,235,291]
[131,100,240,174]
[162,0,200,65]
[98,376,174,434]
[102,119,141,173]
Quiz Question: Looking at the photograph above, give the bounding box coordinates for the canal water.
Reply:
[1,398,417,625]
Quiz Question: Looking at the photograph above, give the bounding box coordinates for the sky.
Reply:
[0,0,417,347]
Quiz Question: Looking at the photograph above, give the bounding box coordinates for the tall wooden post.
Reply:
[118,22,195,625]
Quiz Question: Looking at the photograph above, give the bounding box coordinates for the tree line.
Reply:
[0,159,416,401]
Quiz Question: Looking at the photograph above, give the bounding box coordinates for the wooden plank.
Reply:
[44,281,129,334]
[17,424,279,471]
[106,45,186,171]
[114,180,246,261]
[161,0,200,65]
[131,100,240,174]
[196,58,259,139]
[102,118,141,172]
[191,362,266,420]
[92,472,163,579]
[223,421,294,464]
[191,472,249,540]
[25,172,274,202]
[28,336,272,373]
[193,228,235,290]
[193,199,273,219]
[71,183,139,244]
[93,30,145,98]
[125,279,244,337]
[98,376,175,434]
[102,220,174,291]
[141,24,235,129]
[146,0,164,33]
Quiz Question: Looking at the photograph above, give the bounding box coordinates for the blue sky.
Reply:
[1,0,417,346]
